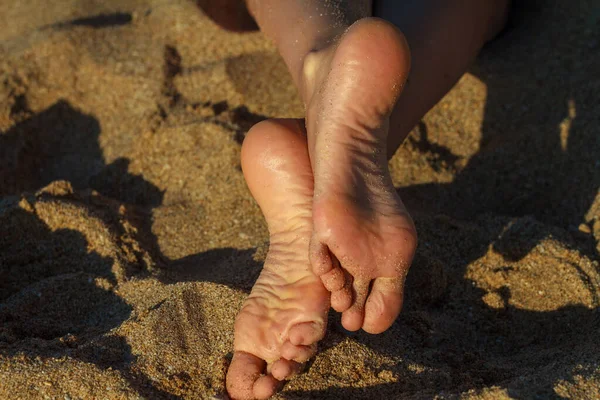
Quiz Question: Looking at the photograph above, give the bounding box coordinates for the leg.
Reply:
[377,0,511,154]
[196,0,257,31]
[244,0,509,152]
[244,0,509,334]
[226,120,329,400]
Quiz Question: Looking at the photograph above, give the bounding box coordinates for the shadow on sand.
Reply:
[0,100,179,398]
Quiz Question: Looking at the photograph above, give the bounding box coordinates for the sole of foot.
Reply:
[302,17,418,334]
[226,119,330,400]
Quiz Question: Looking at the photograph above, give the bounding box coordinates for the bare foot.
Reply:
[226,120,329,400]
[303,18,417,334]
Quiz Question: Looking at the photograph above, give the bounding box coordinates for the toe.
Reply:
[331,286,353,312]
[363,277,404,334]
[271,359,303,381]
[253,374,281,400]
[226,351,266,400]
[309,239,333,276]
[281,341,317,362]
[289,321,325,346]
[341,278,370,331]
[320,267,345,291]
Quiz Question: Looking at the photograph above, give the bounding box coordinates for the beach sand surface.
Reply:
[1,0,599,398]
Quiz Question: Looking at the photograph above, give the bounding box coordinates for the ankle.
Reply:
[300,43,338,106]
[268,19,348,90]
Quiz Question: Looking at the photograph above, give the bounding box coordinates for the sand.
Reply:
[0,0,599,399]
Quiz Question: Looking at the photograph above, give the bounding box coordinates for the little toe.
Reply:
[271,359,303,381]
[341,278,370,331]
[363,277,404,334]
[226,351,266,400]
[331,286,353,312]
[309,239,333,276]
[281,341,317,362]
[253,374,281,400]
[320,267,345,292]
[289,321,325,346]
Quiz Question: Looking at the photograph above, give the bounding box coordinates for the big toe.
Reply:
[227,351,269,400]
[362,278,404,334]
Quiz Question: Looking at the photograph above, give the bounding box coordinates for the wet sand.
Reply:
[1,0,599,398]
